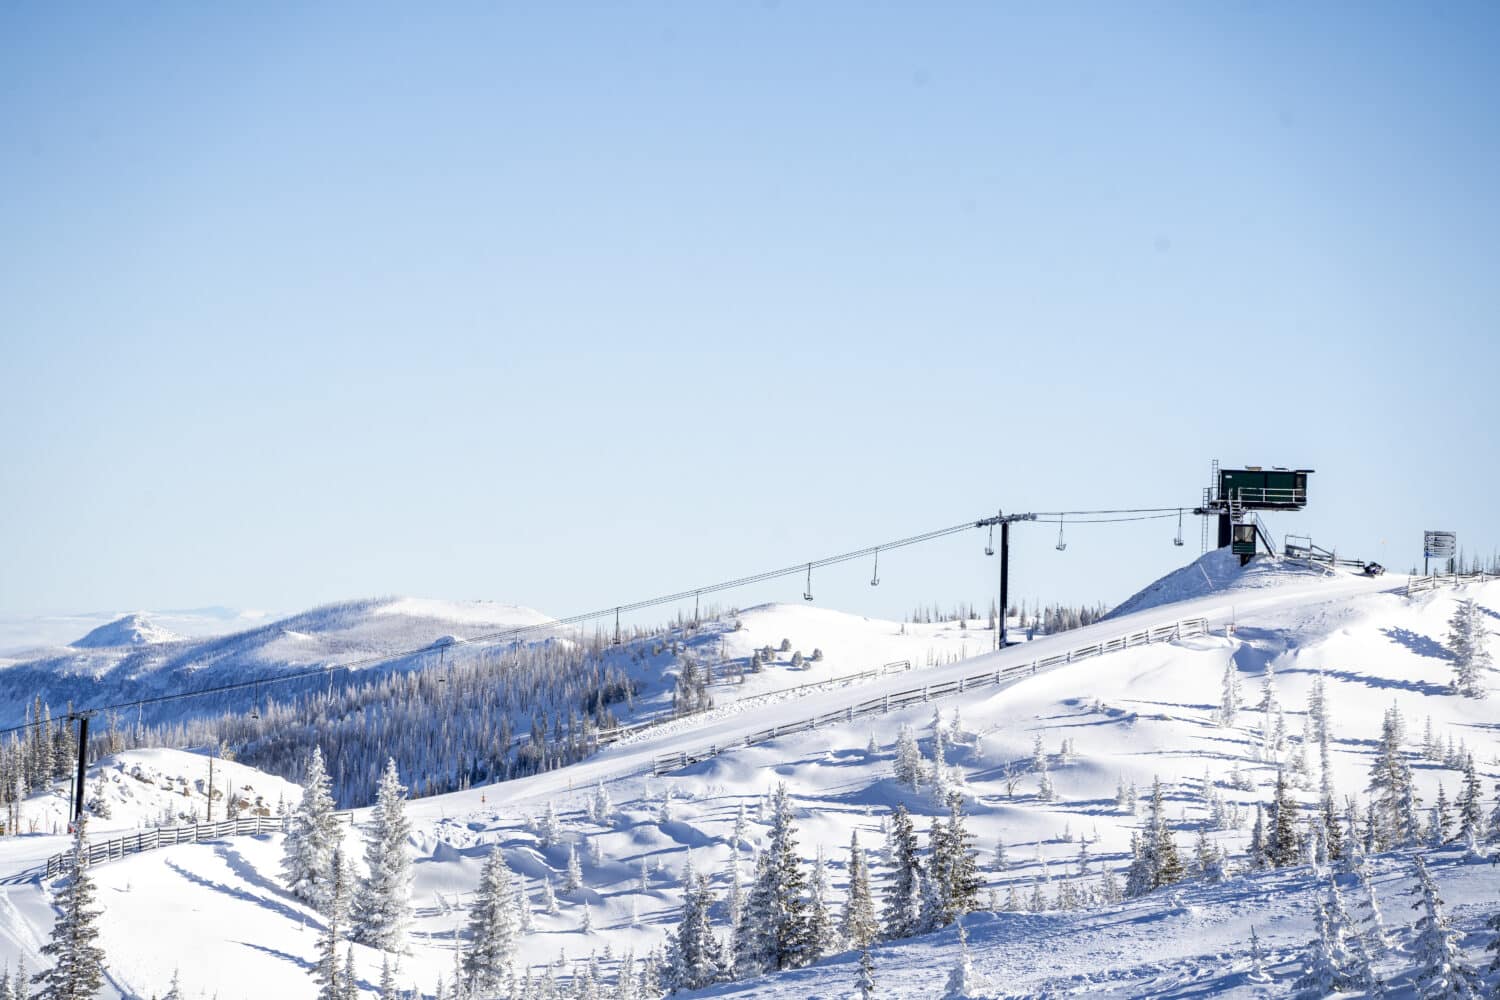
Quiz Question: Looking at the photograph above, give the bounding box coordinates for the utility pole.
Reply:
[72,713,90,825]
[207,752,215,822]
[975,511,1037,651]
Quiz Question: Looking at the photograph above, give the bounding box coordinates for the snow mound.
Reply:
[71,613,181,649]
[1107,547,1343,619]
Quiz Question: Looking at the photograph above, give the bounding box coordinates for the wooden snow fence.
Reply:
[1405,571,1491,596]
[43,810,355,880]
[651,615,1209,775]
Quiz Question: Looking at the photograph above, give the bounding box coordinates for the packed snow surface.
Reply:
[0,557,1497,1000]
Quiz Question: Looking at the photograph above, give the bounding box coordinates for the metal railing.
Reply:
[651,616,1210,775]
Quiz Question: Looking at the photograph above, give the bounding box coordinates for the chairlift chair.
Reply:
[1055,515,1067,552]
[1173,508,1185,547]
[803,563,815,601]
[984,523,995,557]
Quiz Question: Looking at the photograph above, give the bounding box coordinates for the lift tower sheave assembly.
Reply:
[975,511,1037,649]
[1197,463,1314,565]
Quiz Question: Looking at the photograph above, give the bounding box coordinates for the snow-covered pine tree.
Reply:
[463,845,519,995]
[1247,926,1270,983]
[616,949,637,1000]
[805,845,840,962]
[340,946,357,1000]
[33,814,106,1000]
[1407,856,1481,999]
[840,830,879,949]
[1447,598,1489,698]
[856,946,876,1000]
[736,782,811,973]
[1366,704,1416,850]
[893,725,923,790]
[1430,782,1454,845]
[1124,832,1153,898]
[565,842,584,892]
[1455,754,1483,844]
[1268,769,1301,868]
[881,803,923,940]
[1355,860,1391,956]
[665,853,722,992]
[1145,777,1183,888]
[378,952,396,1000]
[312,846,351,1000]
[941,918,993,1000]
[353,758,413,953]
[282,745,342,914]
[932,793,981,924]
[733,802,749,852]
[1292,899,1352,999]
[589,782,612,824]
[1219,660,1242,726]
[536,801,562,848]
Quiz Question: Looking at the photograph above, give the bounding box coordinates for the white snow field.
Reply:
[2,553,1498,999]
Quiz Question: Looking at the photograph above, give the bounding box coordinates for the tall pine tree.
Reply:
[353,758,413,953]
[34,814,106,1000]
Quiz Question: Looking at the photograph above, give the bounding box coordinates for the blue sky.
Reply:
[2,3,1496,625]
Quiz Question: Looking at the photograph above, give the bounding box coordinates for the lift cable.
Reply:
[0,504,1193,738]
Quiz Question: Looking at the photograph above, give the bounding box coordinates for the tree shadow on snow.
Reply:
[1381,626,1452,661]
[236,940,315,974]
[166,858,314,927]
[1320,665,1452,698]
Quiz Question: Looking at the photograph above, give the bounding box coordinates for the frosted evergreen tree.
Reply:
[1447,598,1490,699]
[463,845,519,995]
[840,830,879,949]
[881,804,923,940]
[1455,754,1484,843]
[1036,763,1055,803]
[1145,777,1184,888]
[536,801,562,848]
[1367,704,1416,849]
[1407,856,1480,999]
[1292,898,1353,999]
[930,728,952,805]
[1124,832,1153,898]
[580,901,592,934]
[33,815,106,1000]
[282,745,342,914]
[665,854,721,992]
[941,919,993,1000]
[893,725,923,790]
[616,949,637,1000]
[1219,660,1242,726]
[1193,828,1225,883]
[1268,769,1301,868]
[542,874,559,914]
[1247,926,1270,983]
[725,855,744,947]
[378,953,396,1000]
[736,782,811,972]
[1355,861,1391,956]
[1430,782,1453,845]
[805,845,841,962]
[856,946,876,1000]
[565,842,584,892]
[733,802,750,852]
[588,782,612,824]
[312,847,351,1000]
[353,758,413,953]
[930,793,981,925]
[341,947,357,1000]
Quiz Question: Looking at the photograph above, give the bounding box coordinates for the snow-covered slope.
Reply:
[1,561,1496,999]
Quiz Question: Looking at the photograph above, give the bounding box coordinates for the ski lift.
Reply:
[1055,515,1067,552]
[249,685,260,720]
[803,562,814,602]
[984,523,995,557]
[870,549,881,587]
[1173,508,1185,547]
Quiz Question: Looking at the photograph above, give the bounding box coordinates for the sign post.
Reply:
[1424,530,1456,575]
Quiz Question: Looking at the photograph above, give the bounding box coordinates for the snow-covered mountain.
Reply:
[1,555,1497,999]
[69,613,182,650]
